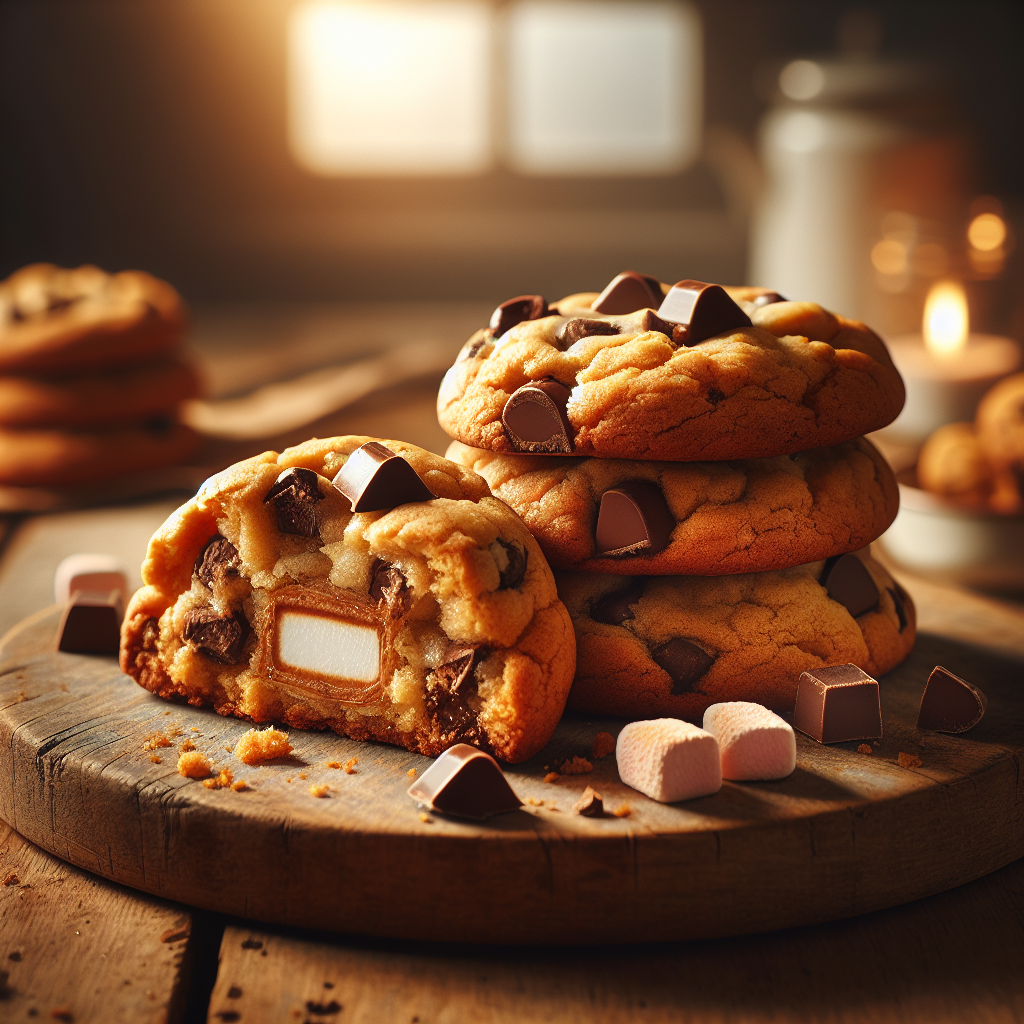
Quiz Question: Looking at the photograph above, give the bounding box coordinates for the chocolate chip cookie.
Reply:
[447,437,898,574]
[558,548,915,719]
[437,274,905,461]
[0,263,186,374]
[120,436,576,763]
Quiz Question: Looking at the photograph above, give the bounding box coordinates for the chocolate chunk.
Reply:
[183,607,250,665]
[194,535,241,590]
[489,295,550,338]
[57,590,123,655]
[369,559,411,619]
[657,280,752,345]
[595,481,675,556]
[502,379,574,453]
[494,540,527,589]
[651,638,714,694]
[572,786,604,817]
[591,271,663,314]
[820,554,879,617]
[264,467,324,537]
[752,291,786,307]
[425,645,487,749]
[435,644,480,693]
[917,665,987,733]
[793,663,882,744]
[591,579,646,625]
[889,585,908,631]
[332,442,435,512]
[462,333,491,361]
[407,743,521,820]
[555,318,620,348]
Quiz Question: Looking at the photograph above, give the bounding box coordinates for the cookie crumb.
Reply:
[559,756,593,775]
[179,738,196,752]
[572,786,604,817]
[407,768,417,778]
[344,757,358,775]
[327,761,342,769]
[309,784,330,798]
[49,1008,73,1022]
[149,755,162,764]
[190,727,199,733]
[543,772,560,783]
[233,727,292,765]
[1,872,19,887]
[525,797,544,806]
[857,743,872,754]
[591,732,616,759]
[224,744,233,752]
[612,804,632,818]
[898,752,923,769]
[142,732,171,751]
[231,779,250,792]
[163,710,172,715]
[177,751,212,779]
[202,768,234,790]
[418,812,432,823]
[298,772,308,780]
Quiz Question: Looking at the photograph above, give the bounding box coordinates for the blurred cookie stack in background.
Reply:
[440,272,917,721]
[0,263,202,507]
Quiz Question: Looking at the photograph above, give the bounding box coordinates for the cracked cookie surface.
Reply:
[437,285,904,461]
[558,549,915,719]
[119,436,576,763]
[447,437,898,575]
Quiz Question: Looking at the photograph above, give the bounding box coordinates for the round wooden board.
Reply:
[1,607,1021,945]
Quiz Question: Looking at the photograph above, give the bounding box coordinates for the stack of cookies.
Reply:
[0,263,201,494]
[440,271,916,720]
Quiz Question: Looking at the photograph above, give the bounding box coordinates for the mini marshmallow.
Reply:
[54,554,129,607]
[702,702,796,780]
[615,719,722,803]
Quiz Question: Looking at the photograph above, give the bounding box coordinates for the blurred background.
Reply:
[0,0,1022,594]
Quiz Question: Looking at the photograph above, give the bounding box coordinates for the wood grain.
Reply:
[206,859,1023,1023]
[1,601,1021,945]
[0,821,193,1023]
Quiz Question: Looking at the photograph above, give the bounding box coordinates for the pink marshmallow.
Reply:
[615,719,722,802]
[702,702,796,780]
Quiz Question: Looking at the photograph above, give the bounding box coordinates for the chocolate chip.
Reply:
[793,663,882,743]
[194,535,241,590]
[889,585,908,631]
[407,743,521,819]
[657,280,752,345]
[555,318,620,348]
[820,554,879,618]
[264,467,324,537]
[572,786,604,817]
[591,271,663,314]
[426,647,488,750]
[595,481,674,556]
[708,386,726,404]
[369,559,411,619]
[494,540,527,589]
[752,291,787,307]
[332,442,435,512]
[916,665,987,734]
[501,379,574,453]
[591,579,646,625]
[183,607,250,664]
[462,334,490,360]
[435,644,480,693]
[651,638,714,694]
[489,295,550,337]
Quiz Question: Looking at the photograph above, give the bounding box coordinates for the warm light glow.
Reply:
[506,1,701,175]
[922,280,969,358]
[779,59,826,101]
[288,2,492,176]
[967,212,1007,252]
[871,238,907,275]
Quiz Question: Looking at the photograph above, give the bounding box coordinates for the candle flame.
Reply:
[923,280,968,357]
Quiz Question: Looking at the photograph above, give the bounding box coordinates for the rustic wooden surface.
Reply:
[1,595,1020,944]
[0,820,193,1022]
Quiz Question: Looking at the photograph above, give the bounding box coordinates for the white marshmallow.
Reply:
[54,554,129,607]
[702,702,796,780]
[274,609,379,682]
[615,719,722,802]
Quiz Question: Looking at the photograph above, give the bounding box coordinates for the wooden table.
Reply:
[1,307,1022,1022]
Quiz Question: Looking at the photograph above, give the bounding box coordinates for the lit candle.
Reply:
[886,279,1021,443]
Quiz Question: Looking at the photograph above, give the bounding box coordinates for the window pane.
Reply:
[506,1,702,175]
[289,1,493,176]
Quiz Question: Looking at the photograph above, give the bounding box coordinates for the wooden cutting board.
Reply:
[0,606,1020,945]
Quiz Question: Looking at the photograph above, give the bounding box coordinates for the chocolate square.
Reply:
[917,665,987,733]
[793,663,882,743]
[57,590,124,655]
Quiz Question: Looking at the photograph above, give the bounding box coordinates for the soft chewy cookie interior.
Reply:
[120,436,576,763]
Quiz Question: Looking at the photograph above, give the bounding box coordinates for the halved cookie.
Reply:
[558,549,915,719]
[447,437,898,575]
[120,436,576,763]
